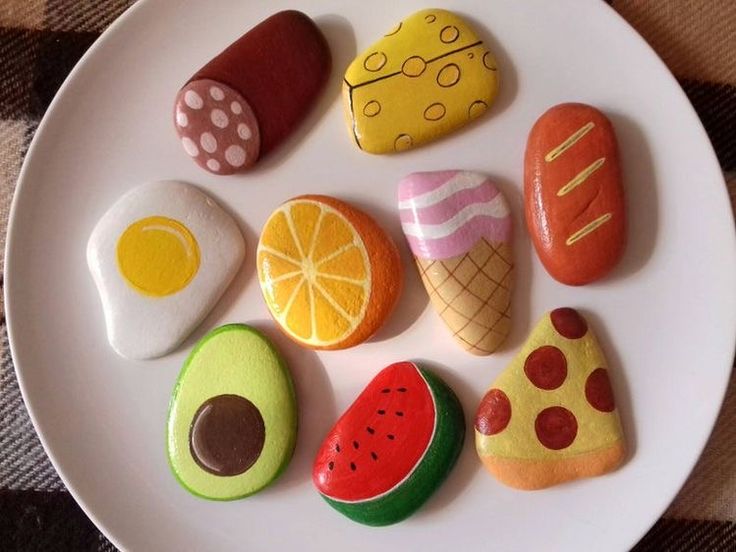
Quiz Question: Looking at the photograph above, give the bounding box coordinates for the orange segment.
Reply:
[257,198,373,348]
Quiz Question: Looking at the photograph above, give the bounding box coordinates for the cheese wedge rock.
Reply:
[343,9,499,154]
[475,308,626,490]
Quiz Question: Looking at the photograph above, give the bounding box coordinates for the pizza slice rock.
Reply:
[474,307,626,490]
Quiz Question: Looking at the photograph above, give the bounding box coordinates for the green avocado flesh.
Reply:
[322,367,465,526]
[167,324,297,501]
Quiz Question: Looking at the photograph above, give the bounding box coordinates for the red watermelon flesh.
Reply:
[313,362,436,501]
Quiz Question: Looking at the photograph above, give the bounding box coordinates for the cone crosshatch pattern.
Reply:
[416,238,512,354]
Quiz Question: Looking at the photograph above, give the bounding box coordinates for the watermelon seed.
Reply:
[328,462,334,471]
[387,434,395,440]
[395,411,404,417]
[353,440,359,449]
[366,427,375,434]
[350,462,356,471]
[335,444,341,453]
[377,409,386,415]
[381,388,390,393]
[371,452,378,460]
[397,388,407,392]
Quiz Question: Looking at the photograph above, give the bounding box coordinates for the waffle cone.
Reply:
[416,238,513,355]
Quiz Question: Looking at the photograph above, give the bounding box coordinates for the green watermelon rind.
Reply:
[320,366,465,526]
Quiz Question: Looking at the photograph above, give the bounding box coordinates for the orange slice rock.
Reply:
[257,195,402,349]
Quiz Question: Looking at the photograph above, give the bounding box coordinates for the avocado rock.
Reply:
[312,361,464,526]
[343,8,499,154]
[167,324,297,500]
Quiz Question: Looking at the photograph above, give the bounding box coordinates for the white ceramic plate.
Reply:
[6,0,736,550]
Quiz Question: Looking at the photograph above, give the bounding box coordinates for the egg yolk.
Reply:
[116,216,200,297]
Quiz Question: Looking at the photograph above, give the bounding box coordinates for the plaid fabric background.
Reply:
[0,0,733,550]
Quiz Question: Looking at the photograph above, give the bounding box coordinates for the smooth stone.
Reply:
[312,361,464,526]
[167,324,297,500]
[86,180,245,359]
[398,170,513,355]
[175,10,331,174]
[525,103,626,285]
[343,8,499,154]
[474,308,626,490]
[256,195,402,350]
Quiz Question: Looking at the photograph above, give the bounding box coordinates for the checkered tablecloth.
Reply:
[0,1,733,550]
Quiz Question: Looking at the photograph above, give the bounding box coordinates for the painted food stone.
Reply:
[475,308,626,490]
[313,361,464,526]
[257,195,403,350]
[167,324,297,500]
[343,8,499,154]
[399,171,513,355]
[174,10,331,174]
[525,103,626,285]
[87,180,245,359]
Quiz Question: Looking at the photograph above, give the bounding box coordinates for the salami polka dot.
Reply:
[184,90,203,110]
[181,137,198,157]
[176,110,188,128]
[475,388,511,435]
[524,346,567,390]
[206,159,221,172]
[237,123,252,140]
[209,86,225,101]
[225,144,246,167]
[230,101,243,114]
[550,308,588,339]
[211,109,229,129]
[535,406,578,450]
[585,368,616,412]
[200,132,217,154]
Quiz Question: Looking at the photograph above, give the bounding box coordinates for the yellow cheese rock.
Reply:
[343,9,499,154]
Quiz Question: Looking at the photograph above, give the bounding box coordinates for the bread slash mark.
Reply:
[566,213,612,246]
[557,158,606,197]
[545,122,595,163]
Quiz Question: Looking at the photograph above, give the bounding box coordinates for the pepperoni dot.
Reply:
[586,368,616,412]
[206,159,221,172]
[483,51,497,71]
[200,132,217,154]
[535,407,578,450]
[363,100,381,117]
[209,86,225,101]
[181,137,198,157]
[184,90,203,110]
[475,389,511,435]
[237,123,252,140]
[423,103,446,121]
[230,101,243,114]
[176,110,188,127]
[394,134,413,151]
[440,25,460,43]
[401,56,426,77]
[210,108,229,129]
[437,63,460,87]
[364,51,387,72]
[550,308,588,339]
[225,144,246,167]
[468,100,488,120]
[524,346,567,390]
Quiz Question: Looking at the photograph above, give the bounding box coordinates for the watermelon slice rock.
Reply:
[312,361,465,526]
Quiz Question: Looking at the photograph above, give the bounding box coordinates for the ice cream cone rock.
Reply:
[399,171,513,355]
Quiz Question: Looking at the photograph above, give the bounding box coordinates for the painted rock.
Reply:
[313,361,464,526]
[525,103,626,285]
[87,181,245,359]
[343,8,499,154]
[174,10,331,174]
[257,195,402,350]
[167,324,297,500]
[475,308,626,490]
[399,171,513,355]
